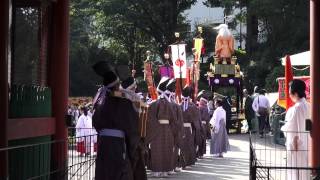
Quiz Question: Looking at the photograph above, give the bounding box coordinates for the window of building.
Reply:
[11,0,50,86]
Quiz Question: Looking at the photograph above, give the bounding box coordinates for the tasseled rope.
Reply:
[182,96,190,111]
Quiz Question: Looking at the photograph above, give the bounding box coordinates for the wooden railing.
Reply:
[9,84,52,118]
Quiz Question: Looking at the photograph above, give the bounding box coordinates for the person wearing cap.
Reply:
[119,75,148,180]
[119,77,141,109]
[251,86,260,132]
[252,89,271,138]
[243,89,255,132]
[197,90,211,158]
[209,99,230,158]
[222,96,232,133]
[92,61,141,180]
[166,78,184,172]
[75,106,94,156]
[145,77,176,177]
[180,86,202,168]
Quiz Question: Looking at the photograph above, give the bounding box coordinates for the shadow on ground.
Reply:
[148,134,250,180]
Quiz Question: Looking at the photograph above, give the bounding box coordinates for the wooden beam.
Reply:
[7,118,55,140]
[49,0,69,178]
[0,0,9,178]
[310,0,320,173]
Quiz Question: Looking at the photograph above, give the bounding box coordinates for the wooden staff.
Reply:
[144,51,158,100]
[138,102,148,137]
[192,27,204,100]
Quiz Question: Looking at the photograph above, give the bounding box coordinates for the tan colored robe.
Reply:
[180,102,202,166]
[145,98,176,172]
[171,103,185,168]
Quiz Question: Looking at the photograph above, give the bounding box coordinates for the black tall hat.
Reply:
[121,77,136,90]
[92,61,118,87]
[157,77,170,92]
[182,85,193,97]
[166,79,176,92]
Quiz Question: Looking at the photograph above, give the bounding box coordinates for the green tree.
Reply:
[90,13,157,77]
[94,0,197,59]
[69,0,130,96]
[69,0,198,96]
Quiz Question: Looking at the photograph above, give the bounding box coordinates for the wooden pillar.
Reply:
[49,0,69,176]
[310,0,320,173]
[0,0,9,178]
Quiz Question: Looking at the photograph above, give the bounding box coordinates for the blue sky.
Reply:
[185,0,246,48]
[185,0,224,28]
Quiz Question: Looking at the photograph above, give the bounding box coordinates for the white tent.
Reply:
[281,51,310,66]
[266,93,279,107]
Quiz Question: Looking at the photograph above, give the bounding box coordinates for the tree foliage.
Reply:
[69,0,197,96]
[92,0,197,58]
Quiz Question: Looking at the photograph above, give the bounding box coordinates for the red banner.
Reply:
[285,55,294,110]
[277,76,310,108]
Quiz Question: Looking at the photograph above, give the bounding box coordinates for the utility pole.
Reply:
[239,0,243,49]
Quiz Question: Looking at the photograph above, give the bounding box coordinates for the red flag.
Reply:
[285,55,294,110]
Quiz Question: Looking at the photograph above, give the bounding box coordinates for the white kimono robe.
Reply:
[210,106,226,133]
[76,114,97,153]
[281,98,310,180]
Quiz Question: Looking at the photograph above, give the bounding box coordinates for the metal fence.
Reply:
[68,128,97,180]
[0,128,97,180]
[249,132,320,180]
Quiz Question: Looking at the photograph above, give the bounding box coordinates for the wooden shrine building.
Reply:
[0,0,69,179]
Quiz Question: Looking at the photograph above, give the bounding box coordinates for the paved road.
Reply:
[148,134,250,180]
[68,133,291,179]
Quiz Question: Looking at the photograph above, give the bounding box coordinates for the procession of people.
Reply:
[87,55,234,179]
[70,22,312,180]
[86,23,237,180]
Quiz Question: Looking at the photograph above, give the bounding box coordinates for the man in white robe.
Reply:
[87,106,98,152]
[281,79,311,180]
[209,99,230,157]
[76,107,96,155]
[210,105,226,134]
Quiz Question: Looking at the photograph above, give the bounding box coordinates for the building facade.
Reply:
[0,0,69,179]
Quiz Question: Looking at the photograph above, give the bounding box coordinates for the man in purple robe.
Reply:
[145,77,176,177]
[180,86,202,167]
[92,61,141,180]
